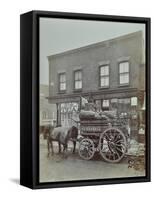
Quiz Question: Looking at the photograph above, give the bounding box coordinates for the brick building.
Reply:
[47,31,145,139]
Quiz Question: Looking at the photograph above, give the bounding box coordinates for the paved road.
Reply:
[39,138,145,183]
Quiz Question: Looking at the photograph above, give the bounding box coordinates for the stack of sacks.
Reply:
[103,111,116,119]
[79,110,109,120]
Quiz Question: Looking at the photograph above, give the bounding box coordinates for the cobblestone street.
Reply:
[39,138,145,183]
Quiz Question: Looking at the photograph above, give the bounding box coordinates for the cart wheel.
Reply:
[78,138,95,160]
[99,127,127,163]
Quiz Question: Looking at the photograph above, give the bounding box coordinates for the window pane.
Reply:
[119,75,123,84]
[119,62,129,73]
[100,77,105,86]
[119,63,124,73]
[75,81,78,89]
[60,83,66,90]
[100,66,104,75]
[105,77,109,86]
[120,73,129,84]
[60,74,66,82]
[101,77,109,86]
[75,80,82,89]
[75,71,82,80]
[105,66,109,75]
[75,71,78,80]
[124,62,129,72]
[78,71,82,79]
[100,65,109,75]
[78,81,82,89]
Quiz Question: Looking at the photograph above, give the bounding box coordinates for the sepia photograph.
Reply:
[39,16,147,183]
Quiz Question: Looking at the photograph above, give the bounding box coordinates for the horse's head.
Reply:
[67,126,78,153]
[43,125,54,139]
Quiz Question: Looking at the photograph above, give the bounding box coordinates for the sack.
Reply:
[79,110,109,120]
[79,110,95,119]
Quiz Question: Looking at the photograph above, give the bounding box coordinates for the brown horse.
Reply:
[45,126,78,157]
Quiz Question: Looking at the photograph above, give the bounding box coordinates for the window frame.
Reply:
[58,72,66,93]
[74,69,82,91]
[118,61,130,86]
[99,65,110,88]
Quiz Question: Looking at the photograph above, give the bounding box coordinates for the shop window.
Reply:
[60,102,79,127]
[110,98,118,110]
[118,98,131,113]
[102,99,109,111]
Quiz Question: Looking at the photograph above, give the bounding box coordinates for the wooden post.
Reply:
[56,103,61,126]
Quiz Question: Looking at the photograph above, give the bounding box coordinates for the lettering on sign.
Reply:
[81,126,102,132]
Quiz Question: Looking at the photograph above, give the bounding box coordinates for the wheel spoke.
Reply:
[108,152,112,160]
[112,133,119,142]
[112,153,116,160]
[104,133,110,141]
[115,146,124,153]
[115,139,124,144]
[111,130,116,141]
[88,151,92,156]
[89,148,94,152]
[114,149,120,159]
[115,143,125,148]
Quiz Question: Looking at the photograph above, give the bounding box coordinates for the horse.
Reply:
[45,125,78,157]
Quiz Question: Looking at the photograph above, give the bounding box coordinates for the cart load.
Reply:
[79,110,116,120]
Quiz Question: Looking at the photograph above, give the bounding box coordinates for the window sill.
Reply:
[73,89,82,93]
[99,86,109,90]
[57,90,66,94]
[118,83,130,87]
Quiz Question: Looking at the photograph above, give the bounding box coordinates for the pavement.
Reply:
[39,137,145,183]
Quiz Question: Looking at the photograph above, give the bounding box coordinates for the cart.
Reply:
[78,117,129,163]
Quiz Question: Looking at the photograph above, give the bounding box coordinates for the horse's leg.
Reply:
[51,140,54,155]
[61,143,67,158]
[63,143,68,153]
[73,141,76,154]
[63,144,66,153]
[47,139,50,157]
[58,142,61,153]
